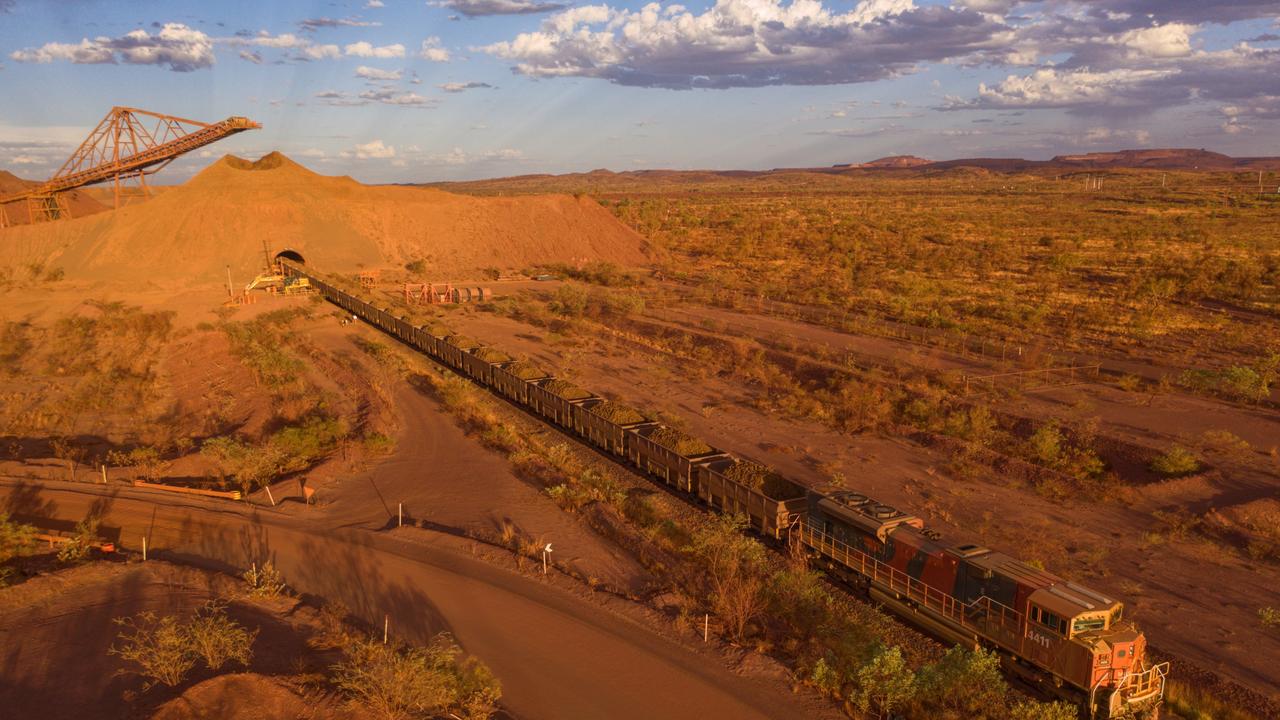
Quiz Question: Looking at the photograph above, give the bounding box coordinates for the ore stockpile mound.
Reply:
[0,170,108,225]
[0,152,650,284]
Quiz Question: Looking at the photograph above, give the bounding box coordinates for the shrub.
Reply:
[1150,445,1200,476]
[917,646,1007,716]
[1028,423,1063,466]
[56,517,100,564]
[550,284,588,317]
[1261,607,1280,629]
[110,612,198,688]
[333,634,501,720]
[1008,700,1080,720]
[242,561,287,598]
[185,601,257,670]
[0,511,35,563]
[852,646,916,717]
[111,604,255,690]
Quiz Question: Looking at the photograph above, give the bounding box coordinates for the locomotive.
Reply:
[285,261,1168,719]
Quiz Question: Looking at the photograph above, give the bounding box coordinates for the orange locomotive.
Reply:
[800,491,1168,719]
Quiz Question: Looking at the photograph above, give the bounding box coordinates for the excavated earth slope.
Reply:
[0,152,650,284]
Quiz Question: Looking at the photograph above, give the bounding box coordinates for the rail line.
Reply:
[284,259,1167,719]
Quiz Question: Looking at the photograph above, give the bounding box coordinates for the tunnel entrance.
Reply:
[274,248,305,265]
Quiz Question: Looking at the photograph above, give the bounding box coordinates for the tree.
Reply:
[686,514,770,640]
[853,646,917,718]
[917,646,1008,718]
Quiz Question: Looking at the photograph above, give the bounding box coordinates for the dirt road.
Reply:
[0,480,826,720]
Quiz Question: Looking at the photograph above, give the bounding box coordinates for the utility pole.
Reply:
[225,265,234,297]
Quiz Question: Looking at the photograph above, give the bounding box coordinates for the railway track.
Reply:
[286,260,1169,719]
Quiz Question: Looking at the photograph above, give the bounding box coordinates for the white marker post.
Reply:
[398,502,403,528]
[704,614,709,643]
[383,615,389,645]
[542,543,553,575]
[101,464,107,484]
[265,484,276,507]
[142,535,147,562]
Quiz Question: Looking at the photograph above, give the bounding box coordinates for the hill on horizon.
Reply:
[0,152,651,286]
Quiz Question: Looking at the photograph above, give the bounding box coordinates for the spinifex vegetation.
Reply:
[445,169,1280,378]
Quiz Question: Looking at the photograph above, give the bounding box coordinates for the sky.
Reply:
[0,0,1277,182]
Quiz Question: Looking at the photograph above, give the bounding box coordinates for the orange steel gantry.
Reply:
[0,106,260,227]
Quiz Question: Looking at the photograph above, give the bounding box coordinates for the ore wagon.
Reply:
[626,424,728,493]
[527,378,597,427]
[490,360,550,405]
[699,458,807,539]
[573,398,655,455]
[461,346,513,386]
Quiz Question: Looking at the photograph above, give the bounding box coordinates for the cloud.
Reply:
[359,89,433,106]
[316,88,436,107]
[439,81,494,92]
[354,140,396,159]
[239,50,263,64]
[431,0,566,17]
[480,0,1008,89]
[961,68,1179,110]
[949,43,1280,116]
[302,44,342,60]
[356,65,403,81]
[345,41,405,58]
[367,0,386,7]
[426,147,526,165]
[9,155,43,165]
[297,148,327,158]
[223,31,310,49]
[10,23,215,71]
[419,37,451,62]
[1079,127,1152,145]
[298,17,381,32]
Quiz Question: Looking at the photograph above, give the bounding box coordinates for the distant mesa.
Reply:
[1048,148,1239,169]
[838,155,932,169]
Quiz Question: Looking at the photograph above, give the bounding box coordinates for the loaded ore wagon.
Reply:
[490,360,550,405]
[574,399,654,455]
[439,334,480,372]
[527,378,597,427]
[699,458,807,539]
[628,425,728,492]
[462,346,513,386]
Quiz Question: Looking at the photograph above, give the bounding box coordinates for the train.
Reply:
[285,261,1168,719]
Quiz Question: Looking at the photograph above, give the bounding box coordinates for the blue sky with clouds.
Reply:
[1,0,1277,182]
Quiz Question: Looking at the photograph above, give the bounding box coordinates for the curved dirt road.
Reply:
[0,480,825,720]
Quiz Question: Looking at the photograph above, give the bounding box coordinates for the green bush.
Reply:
[1150,445,1200,476]
[0,511,35,563]
[853,646,916,717]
